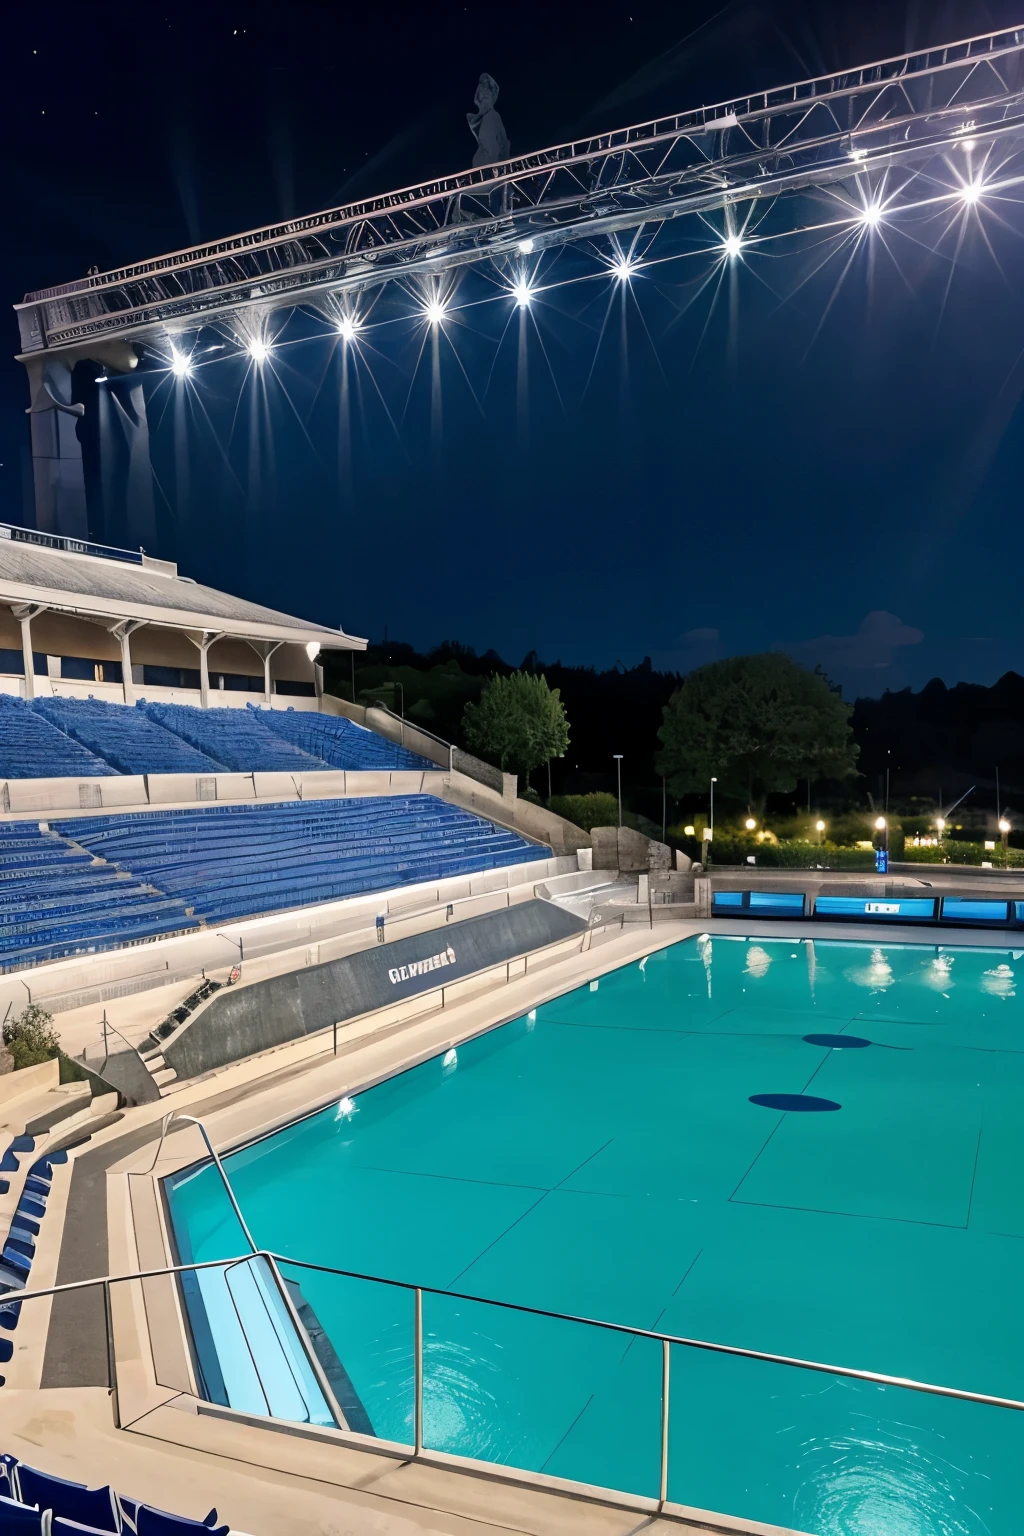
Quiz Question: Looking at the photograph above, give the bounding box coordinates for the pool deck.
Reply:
[7,914,1019,1534]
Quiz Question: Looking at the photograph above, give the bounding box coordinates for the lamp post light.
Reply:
[706,776,718,870]
[744,817,757,833]
[935,816,946,842]
[999,817,1011,865]
[874,815,889,850]
[613,755,623,827]
[815,818,826,846]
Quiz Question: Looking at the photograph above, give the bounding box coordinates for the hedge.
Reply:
[708,838,877,871]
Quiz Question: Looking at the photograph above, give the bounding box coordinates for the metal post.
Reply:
[659,1337,670,1507]
[263,1254,349,1431]
[613,755,623,827]
[662,775,666,842]
[332,1020,338,1056]
[414,1286,424,1455]
[350,651,356,706]
[103,1279,120,1429]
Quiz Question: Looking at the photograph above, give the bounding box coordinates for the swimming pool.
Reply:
[167,934,1024,1533]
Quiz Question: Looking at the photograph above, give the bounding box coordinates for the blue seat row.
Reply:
[54,795,547,929]
[142,703,327,773]
[0,1148,68,1338]
[0,825,198,973]
[254,706,434,770]
[0,1456,230,1533]
[0,697,115,781]
[32,699,223,776]
[0,798,545,969]
[0,696,436,779]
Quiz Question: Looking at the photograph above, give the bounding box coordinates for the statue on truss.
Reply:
[467,74,510,166]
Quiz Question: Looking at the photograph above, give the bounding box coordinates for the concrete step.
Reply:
[152,1067,178,1089]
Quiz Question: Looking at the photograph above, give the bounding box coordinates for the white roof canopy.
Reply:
[0,529,364,650]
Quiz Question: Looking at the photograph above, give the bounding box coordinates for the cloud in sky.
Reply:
[651,627,722,674]
[775,611,924,681]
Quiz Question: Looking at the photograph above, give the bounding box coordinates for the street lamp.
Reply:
[613,754,623,827]
[935,816,946,838]
[744,817,757,832]
[999,816,1011,864]
[874,815,889,846]
[815,818,826,845]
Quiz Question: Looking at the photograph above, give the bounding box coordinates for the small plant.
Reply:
[549,792,620,832]
[3,1004,62,1071]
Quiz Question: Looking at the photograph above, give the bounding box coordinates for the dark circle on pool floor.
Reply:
[803,1033,871,1049]
[749,1093,842,1112]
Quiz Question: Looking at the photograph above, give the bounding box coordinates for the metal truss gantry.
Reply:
[14,23,1024,535]
[17,23,1024,359]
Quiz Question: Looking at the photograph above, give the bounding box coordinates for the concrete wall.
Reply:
[444,772,591,857]
[163,899,587,1079]
[0,852,577,1015]
[1,768,451,815]
[591,826,672,872]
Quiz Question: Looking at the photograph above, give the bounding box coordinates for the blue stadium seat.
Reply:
[0,795,546,969]
[0,1495,41,1534]
[15,1469,118,1534]
[143,703,327,773]
[54,796,547,927]
[253,706,435,770]
[2,695,436,778]
[0,697,115,780]
[136,1509,227,1536]
[32,699,224,776]
[0,823,199,973]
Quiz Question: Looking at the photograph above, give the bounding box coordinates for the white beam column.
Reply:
[186,631,223,709]
[245,640,283,706]
[12,605,46,701]
[108,619,146,705]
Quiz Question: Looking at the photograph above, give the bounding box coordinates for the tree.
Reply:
[3,1004,61,1071]
[656,654,857,809]
[462,671,570,785]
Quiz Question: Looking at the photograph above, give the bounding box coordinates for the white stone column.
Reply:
[186,631,223,708]
[109,619,146,705]
[12,604,46,701]
[245,640,283,706]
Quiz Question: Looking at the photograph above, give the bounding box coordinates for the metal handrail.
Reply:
[142,1113,348,1430]
[79,1009,149,1079]
[16,1240,1021,1417]
[143,1112,256,1251]
[5,1245,1024,1516]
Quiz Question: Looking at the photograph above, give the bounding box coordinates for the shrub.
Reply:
[903,840,1024,867]
[708,838,877,871]
[3,1005,62,1071]
[548,792,620,832]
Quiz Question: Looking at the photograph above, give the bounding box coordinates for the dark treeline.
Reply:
[324,640,1024,820]
[853,673,1024,810]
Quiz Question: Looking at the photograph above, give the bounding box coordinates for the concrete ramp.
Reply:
[164,899,587,1079]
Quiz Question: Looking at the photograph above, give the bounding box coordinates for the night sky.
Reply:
[4,0,1024,697]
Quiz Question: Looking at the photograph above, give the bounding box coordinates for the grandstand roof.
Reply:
[0,524,363,649]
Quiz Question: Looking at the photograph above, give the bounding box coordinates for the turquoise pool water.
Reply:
[167,934,1024,1534]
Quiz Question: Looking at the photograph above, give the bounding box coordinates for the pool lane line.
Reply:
[965,1128,984,1231]
[728,1196,970,1231]
[540,1245,708,1475]
[728,1039,842,1204]
[444,1137,616,1289]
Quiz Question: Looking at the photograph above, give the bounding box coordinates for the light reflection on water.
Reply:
[793,1406,992,1536]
